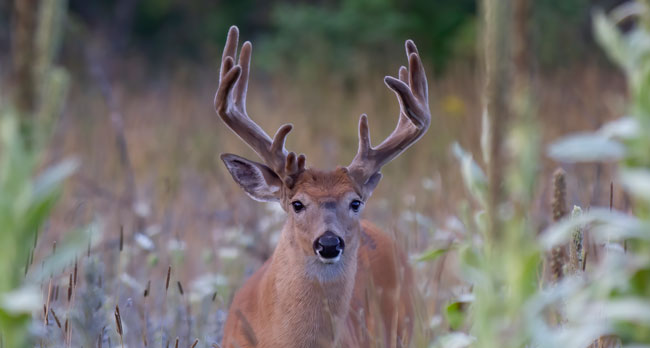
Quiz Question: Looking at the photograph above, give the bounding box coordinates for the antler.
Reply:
[214,26,305,184]
[347,40,431,185]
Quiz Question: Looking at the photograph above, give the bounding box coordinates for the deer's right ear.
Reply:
[221,154,283,202]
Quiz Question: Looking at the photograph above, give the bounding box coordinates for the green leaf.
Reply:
[32,157,78,200]
[28,222,99,283]
[444,294,473,330]
[547,133,625,162]
[541,208,646,249]
[594,9,630,71]
[452,142,487,205]
[598,116,640,140]
[619,168,650,202]
[0,286,41,315]
[416,247,450,262]
[433,332,476,348]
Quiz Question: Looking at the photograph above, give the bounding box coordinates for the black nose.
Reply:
[313,231,345,259]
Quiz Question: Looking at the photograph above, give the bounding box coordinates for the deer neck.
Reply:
[263,225,358,347]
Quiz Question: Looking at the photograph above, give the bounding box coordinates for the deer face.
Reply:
[285,168,365,265]
[221,157,381,267]
[216,26,430,276]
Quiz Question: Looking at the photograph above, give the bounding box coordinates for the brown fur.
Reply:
[221,169,415,348]
[217,26,428,348]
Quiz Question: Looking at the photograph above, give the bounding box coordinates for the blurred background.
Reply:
[0,0,639,346]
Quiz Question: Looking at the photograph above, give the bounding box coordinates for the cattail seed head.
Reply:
[569,206,584,274]
[73,259,78,286]
[114,305,123,336]
[610,182,614,211]
[550,168,567,282]
[119,225,124,252]
[67,273,73,302]
[552,168,567,222]
[51,309,62,329]
[165,265,171,292]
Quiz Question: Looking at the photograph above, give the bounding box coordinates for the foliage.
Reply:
[431,1,650,347]
[5,1,648,347]
[257,0,476,75]
[532,0,593,68]
[0,113,78,348]
[0,1,75,347]
[60,0,612,75]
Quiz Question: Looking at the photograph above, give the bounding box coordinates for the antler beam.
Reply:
[347,40,431,185]
[214,26,305,182]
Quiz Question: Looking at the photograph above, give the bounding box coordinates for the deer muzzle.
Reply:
[313,231,345,263]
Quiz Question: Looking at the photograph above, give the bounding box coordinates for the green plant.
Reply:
[0,1,74,346]
[539,1,650,345]
[429,1,650,347]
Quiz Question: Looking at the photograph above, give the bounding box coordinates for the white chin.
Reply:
[318,254,342,264]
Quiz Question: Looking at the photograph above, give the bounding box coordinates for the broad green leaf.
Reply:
[452,142,487,205]
[547,133,626,162]
[598,116,640,140]
[32,157,78,200]
[0,286,41,315]
[433,332,475,348]
[594,10,630,71]
[444,294,474,331]
[541,208,645,249]
[416,247,450,262]
[620,168,650,202]
[28,222,100,283]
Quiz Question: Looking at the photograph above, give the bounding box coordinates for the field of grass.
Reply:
[4,1,650,348]
[20,59,625,347]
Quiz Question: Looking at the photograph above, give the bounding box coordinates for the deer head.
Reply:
[215,26,430,272]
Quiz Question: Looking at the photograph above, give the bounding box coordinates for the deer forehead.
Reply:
[288,168,361,201]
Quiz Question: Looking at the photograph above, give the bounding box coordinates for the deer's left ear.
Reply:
[221,153,284,202]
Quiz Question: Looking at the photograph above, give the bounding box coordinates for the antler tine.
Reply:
[215,26,303,180]
[347,39,431,185]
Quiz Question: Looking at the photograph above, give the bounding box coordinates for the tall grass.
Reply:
[431,1,650,347]
[0,1,77,347]
[6,1,647,347]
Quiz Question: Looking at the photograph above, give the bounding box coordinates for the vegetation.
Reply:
[1,0,649,347]
[439,1,650,347]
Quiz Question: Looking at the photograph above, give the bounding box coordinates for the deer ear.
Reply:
[361,172,382,199]
[221,154,283,202]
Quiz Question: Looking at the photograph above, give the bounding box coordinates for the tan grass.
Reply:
[23,55,626,347]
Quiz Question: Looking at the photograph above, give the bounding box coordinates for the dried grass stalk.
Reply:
[550,168,567,282]
[114,305,124,347]
[569,206,584,274]
[165,266,171,293]
[50,309,62,329]
[44,278,52,326]
[177,281,184,296]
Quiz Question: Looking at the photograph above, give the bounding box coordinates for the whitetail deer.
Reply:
[215,26,430,348]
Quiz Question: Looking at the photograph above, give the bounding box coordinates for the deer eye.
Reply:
[291,200,305,213]
[350,200,362,212]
